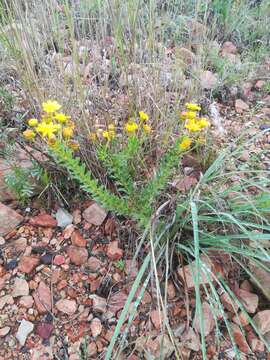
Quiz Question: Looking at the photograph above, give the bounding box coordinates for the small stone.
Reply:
[232,311,249,327]
[33,281,52,314]
[91,295,107,313]
[82,202,107,226]
[29,213,57,227]
[36,322,54,339]
[255,80,265,89]
[16,319,34,346]
[90,318,102,337]
[0,295,13,310]
[167,281,176,299]
[18,256,39,274]
[150,310,164,330]
[5,259,18,270]
[221,41,237,56]
[53,254,65,265]
[0,202,23,236]
[176,47,195,66]
[193,302,215,336]
[12,277,29,297]
[250,264,270,301]
[231,323,251,353]
[253,310,270,334]
[182,328,200,351]
[40,253,53,265]
[0,326,10,337]
[67,245,88,265]
[19,295,34,308]
[87,342,98,357]
[108,290,127,313]
[200,70,218,90]
[238,289,258,313]
[72,209,82,225]
[55,208,73,228]
[240,280,253,292]
[250,338,264,352]
[71,230,86,247]
[87,257,102,272]
[221,292,239,313]
[177,256,213,289]
[235,99,249,113]
[239,150,250,162]
[13,237,27,252]
[107,241,123,261]
[55,299,77,315]
[62,224,75,239]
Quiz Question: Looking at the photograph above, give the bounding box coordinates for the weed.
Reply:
[114,259,125,271]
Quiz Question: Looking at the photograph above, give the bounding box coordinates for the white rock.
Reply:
[55,208,73,228]
[12,277,29,297]
[16,319,34,346]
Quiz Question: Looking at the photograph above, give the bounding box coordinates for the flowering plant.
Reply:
[23,100,210,226]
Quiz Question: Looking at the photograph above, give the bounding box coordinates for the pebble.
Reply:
[55,299,77,315]
[33,281,52,314]
[71,230,86,247]
[18,256,40,274]
[55,208,73,228]
[107,241,123,261]
[53,255,65,265]
[87,257,102,272]
[29,214,57,227]
[90,318,102,337]
[91,295,107,313]
[12,277,29,297]
[67,245,88,266]
[5,259,18,270]
[16,319,34,346]
[82,202,107,226]
[0,326,10,337]
[19,295,34,308]
[36,322,54,339]
[40,253,53,265]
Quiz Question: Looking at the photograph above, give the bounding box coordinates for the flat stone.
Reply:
[55,299,77,315]
[200,71,218,90]
[221,41,238,56]
[91,295,107,313]
[55,208,73,228]
[87,257,102,272]
[82,202,107,226]
[253,310,270,335]
[16,319,34,346]
[221,292,239,313]
[90,318,102,337]
[33,281,52,314]
[71,230,86,247]
[182,328,200,351]
[235,99,249,113]
[249,264,270,301]
[53,254,65,266]
[0,202,23,236]
[108,290,127,313]
[0,326,10,337]
[231,323,251,354]
[232,311,249,327]
[29,214,57,227]
[107,241,123,261]
[238,289,258,313]
[177,256,213,289]
[18,256,39,274]
[36,322,54,339]
[0,295,13,310]
[12,277,29,297]
[19,295,34,308]
[150,310,164,330]
[13,237,27,252]
[67,245,88,266]
[193,302,215,336]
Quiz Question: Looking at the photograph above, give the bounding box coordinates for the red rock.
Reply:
[87,342,98,357]
[235,99,249,113]
[232,311,249,327]
[71,230,86,247]
[125,260,138,279]
[242,82,253,99]
[221,41,237,56]
[240,280,253,292]
[175,176,197,192]
[237,289,258,313]
[231,323,251,353]
[87,257,102,272]
[193,302,215,336]
[108,290,127,313]
[255,80,265,89]
[0,202,23,236]
[18,256,39,274]
[33,281,52,314]
[150,309,164,330]
[57,280,68,291]
[221,292,239,313]
[72,209,82,225]
[36,322,54,339]
[90,318,102,337]
[250,337,264,352]
[62,224,75,239]
[253,310,270,334]
[82,202,107,226]
[91,295,107,313]
[55,299,77,315]
[19,296,34,308]
[12,277,29,297]
[13,237,28,252]
[167,281,176,300]
[107,241,123,261]
[53,254,65,266]
[29,213,57,227]
[182,328,200,351]
[67,245,88,265]
[0,326,10,337]
[177,256,213,289]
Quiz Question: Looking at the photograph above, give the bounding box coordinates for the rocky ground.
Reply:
[1,41,270,359]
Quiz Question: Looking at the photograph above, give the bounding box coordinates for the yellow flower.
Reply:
[179,137,192,150]
[143,124,151,133]
[139,111,149,121]
[102,131,110,140]
[88,132,97,142]
[68,140,79,150]
[54,112,70,124]
[36,121,61,139]
[185,119,201,132]
[185,103,201,111]
[108,124,115,131]
[23,129,36,140]
[180,111,197,120]
[42,100,61,114]
[197,118,210,129]
[28,118,38,127]
[125,121,138,134]
[41,115,53,124]
[62,126,74,139]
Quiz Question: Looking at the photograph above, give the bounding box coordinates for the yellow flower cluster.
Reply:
[178,102,210,151]
[23,100,79,150]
